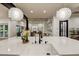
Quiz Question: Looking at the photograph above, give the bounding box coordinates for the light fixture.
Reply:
[30,10,34,13]
[8,7,23,21]
[56,8,72,20]
[43,10,46,14]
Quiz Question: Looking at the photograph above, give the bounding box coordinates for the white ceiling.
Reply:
[14,3,79,19]
[1,3,79,19]
[14,3,65,18]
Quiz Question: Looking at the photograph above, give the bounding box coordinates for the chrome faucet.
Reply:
[39,33,42,44]
[34,31,43,44]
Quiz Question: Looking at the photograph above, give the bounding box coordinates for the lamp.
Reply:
[8,7,23,21]
[56,8,72,20]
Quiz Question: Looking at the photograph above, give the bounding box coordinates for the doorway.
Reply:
[59,20,68,37]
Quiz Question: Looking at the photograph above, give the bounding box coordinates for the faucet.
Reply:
[34,31,43,44]
[39,31,43,44]
[39,34,42,44]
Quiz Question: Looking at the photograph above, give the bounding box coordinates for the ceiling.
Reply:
[14,3,79,19]
[1,3,79,19]
[14,3,65,18]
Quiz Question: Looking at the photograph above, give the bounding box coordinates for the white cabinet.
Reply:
[0,23,8,38]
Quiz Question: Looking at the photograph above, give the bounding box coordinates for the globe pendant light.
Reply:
[56,8,72,20]
[8,7,23,21]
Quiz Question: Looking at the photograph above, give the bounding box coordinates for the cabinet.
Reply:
[0,24,8,38]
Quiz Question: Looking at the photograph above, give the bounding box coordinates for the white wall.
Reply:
[8,21,18,37]
[52,16,79,37]
[0,4,21,37]
[29,18,47,33]
[0,19,20,38]
[29,18,54,36]
[0,4,9,19]
[52,16,59,36]
[0,20,9,23]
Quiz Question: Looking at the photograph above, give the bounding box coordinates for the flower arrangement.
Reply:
[22,30,29,43]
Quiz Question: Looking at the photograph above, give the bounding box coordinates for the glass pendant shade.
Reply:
[56,8,72,20]
[8,7,23,21]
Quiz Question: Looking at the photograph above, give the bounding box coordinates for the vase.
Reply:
[22,30,29,44]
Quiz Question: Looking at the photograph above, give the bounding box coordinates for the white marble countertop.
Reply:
[42,36,79,56]
[0,37,56,56]
[0,36,79,56]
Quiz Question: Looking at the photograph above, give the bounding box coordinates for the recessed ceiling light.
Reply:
[43,10,46,14]
[30,10,34,13]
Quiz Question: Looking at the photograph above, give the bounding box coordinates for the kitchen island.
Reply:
[43,36,79,56]
[0,36,79,56]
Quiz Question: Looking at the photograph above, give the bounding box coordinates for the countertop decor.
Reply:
[21,30,29,43]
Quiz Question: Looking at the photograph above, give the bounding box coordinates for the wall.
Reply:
[8,21,18,37]
[0,20,19,38]
[0,4,9,19]
[0,4,20,37]
[29,18,54,36]
[28,16,79,37]
[29,17,60,36]
[29,18,48,33]
[52,16,59,36]
[52,16,79,37]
